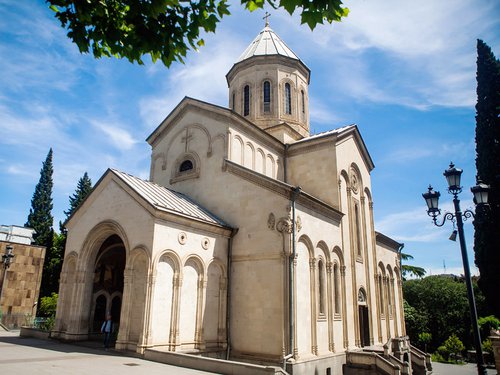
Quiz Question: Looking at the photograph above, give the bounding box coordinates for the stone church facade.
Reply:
[53,24,416,375]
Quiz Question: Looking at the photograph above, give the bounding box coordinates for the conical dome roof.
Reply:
[236,25,301,63]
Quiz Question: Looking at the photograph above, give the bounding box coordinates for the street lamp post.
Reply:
[422,163,489,375]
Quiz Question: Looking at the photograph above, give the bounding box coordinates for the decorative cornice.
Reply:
[224,159,343,223]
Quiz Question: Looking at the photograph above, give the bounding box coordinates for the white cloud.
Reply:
[93,122,138,151]
[139,33,245,128]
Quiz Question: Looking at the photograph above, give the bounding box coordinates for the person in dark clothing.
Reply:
[101,313,113,349]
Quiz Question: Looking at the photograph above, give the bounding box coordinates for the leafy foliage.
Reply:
[46,0,348,67]
[443,334,465,362]
[474,40,500,318]
[39,293,58,317]
[478,315,500,339]
[417,332,432,352]
[400,252,426,280]
[403,275,489,352]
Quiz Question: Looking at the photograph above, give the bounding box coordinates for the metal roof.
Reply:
[111,169,230,227]
[237,26,301,63]
[292,125,356,144]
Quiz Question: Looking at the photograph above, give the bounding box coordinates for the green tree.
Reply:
[25,148,54,249]
[63,172,93,221]
[46,0,348,67]
[443,334,465,363]
[26,149,56,298]
[418,332,432,353]
[400,252,426,280]
[474,40,500,318]
[403,275,488,352]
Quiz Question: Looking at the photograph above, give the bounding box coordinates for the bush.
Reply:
[443,334,465,363]
[436,345,450,361]
[482,338,493,354]
[418,332,432,352]
[39,293,58,317]
[478,315,500,339]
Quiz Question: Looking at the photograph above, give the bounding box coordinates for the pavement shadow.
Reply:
[0,332,124,357]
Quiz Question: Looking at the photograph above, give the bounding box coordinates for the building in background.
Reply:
[0,225,45,328]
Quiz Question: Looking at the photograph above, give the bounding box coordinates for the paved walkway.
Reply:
[432,361,496,375]
[0,330,219,375]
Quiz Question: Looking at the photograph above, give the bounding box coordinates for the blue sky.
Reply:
[0,0,499,276]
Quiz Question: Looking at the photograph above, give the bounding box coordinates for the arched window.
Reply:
[387,276,393,317]
[301,90,305,120]
[179,160,193,172]
[243,85,250,116]
[263,81,271,113]
[355,204,362,257]
[318,259,325,315]
[334,263,340,314]
[284,82,291,115]
[378,274,385,316]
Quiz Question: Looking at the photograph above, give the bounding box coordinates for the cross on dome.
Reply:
[263,11,271,27]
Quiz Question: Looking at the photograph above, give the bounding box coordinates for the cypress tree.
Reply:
[473,40,500,317]
[25,148,55,298]
[25,148,54,249]
[63,172,93,221]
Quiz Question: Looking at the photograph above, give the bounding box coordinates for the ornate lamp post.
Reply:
[422,163,489,375]
[0,245,15,309]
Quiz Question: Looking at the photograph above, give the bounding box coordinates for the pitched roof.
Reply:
[236,26,302,63]
[110,169,230,227]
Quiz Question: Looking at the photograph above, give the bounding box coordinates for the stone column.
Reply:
[116,268,133,348]
[361,196,374,345]
[138,272,156,352]
[341,265,349,349]
[309,258,318,356]
[326,261,335,352]
[170,273,181,351]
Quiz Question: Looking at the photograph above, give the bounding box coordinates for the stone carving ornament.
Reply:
[350,172,359,194]
[267,213,275,230]
[178,232,187,245]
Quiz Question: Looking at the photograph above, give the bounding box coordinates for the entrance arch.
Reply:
[89,234,126,339]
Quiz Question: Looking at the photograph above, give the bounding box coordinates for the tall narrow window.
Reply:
[301,90,305,120]
[334,263,340,314]
[379,274,385,316]
[243,85,250,116]
[232,92,235,110]
[284,82,291,115]
[318,259,325,315]
[263,81,271,113]
[355,204,362,257]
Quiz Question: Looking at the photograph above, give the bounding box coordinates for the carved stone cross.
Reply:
[181,128,193,152]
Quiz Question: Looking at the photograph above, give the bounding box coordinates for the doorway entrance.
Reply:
[358,288,370,347]
[89,235,126,343]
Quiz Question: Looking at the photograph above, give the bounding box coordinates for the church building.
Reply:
[53,22,423,375]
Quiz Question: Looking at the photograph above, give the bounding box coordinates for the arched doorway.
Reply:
[90,235,126,343]
[358,288,370,347]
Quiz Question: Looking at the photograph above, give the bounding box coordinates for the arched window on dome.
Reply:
[179,160,193,172]
[284,83,292,115]
[263,81,271,113]
[301,90,305,121]
[243,85,250,116]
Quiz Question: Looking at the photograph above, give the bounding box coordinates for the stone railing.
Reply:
[346,350,401,375]
[409,345,431,375]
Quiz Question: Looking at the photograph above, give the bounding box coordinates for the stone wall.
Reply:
[0,241,45,328]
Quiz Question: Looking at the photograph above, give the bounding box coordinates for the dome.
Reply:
[236,26,302,63]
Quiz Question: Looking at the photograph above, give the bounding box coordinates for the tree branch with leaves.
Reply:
[46,0,348,67]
